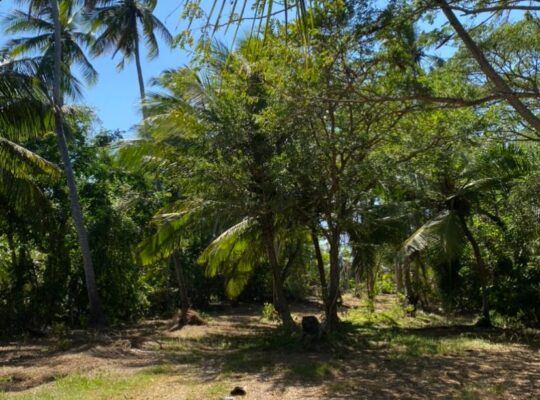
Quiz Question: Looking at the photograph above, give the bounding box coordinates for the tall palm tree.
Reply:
[7,0,107,326]
[90,0,173,109]
[124,42,300,329]
[3,1,98,97]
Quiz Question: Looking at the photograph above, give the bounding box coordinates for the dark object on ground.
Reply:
[302,315,321,339]
[230,386,246,396]
[169,309,206,331]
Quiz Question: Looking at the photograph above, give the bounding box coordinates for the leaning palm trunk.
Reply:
[51,0,105,327]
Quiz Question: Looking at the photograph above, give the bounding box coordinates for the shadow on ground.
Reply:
[1,300,539,399]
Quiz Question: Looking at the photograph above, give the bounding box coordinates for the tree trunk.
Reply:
[133,34,146,117]
[311,229,328,309]
[172,251,190,317]
[325,228,341,332]
[459,215,491,326]
[437,0,540,135]
[261,218,295,330]
[51,0,105,327]
[395,257,404,294]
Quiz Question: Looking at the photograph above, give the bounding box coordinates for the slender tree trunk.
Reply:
[403,255,414,299]
[366,262,376,312]
[325,228,341,332]
[395,257,404,294]
[51,0,105,327]
[261,217,295,329]
[172,251,190,318]
[311,229,328,308]
[459,215,491,326]
[437,0,540,135]
[133,35,146,116]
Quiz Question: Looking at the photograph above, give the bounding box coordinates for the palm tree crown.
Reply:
[2,0,97,99]
[90,0,173,102]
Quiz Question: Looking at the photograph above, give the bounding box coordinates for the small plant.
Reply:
[261,302,280,322]
[51,322,69,338]
[376,272,396,294]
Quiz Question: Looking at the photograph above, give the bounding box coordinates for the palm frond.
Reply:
[198,218,263,298]
[402,211,463,257]
[0,137,61,180]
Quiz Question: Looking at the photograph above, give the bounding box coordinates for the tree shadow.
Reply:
[1,308,539,398]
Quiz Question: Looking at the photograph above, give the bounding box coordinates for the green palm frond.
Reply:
[0,62,54,139]
[0,169,48,211]
[403,211,464,258]
[0,138,61,180]
[135,200,218,265]
[198,218,263,298]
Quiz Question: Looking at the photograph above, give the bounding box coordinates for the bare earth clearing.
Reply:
[1,295,539,400]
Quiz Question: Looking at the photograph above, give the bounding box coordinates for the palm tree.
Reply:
[403,145,529,327]
[89,0,173,109]
[3,2,97,97]
[6,0,107,326]
[124,42,301,329]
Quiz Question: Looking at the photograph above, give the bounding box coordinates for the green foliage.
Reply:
[261,302,280,322]
[2,0,540,333]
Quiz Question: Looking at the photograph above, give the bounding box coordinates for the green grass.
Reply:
[288,361,336,381]
[0,371,157,400]
[455,383,509,399]
[380,333,504,359]
[341,298,506,359]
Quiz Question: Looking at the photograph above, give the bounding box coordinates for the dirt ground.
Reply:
[1,296,539,399]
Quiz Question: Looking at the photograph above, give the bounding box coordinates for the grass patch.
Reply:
[455,383,509,399]
[289,361,336,381]
[0,371,156,400]
[344,299,449,329]
[380,333,504,359]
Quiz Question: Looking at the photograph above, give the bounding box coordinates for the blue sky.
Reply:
[0,1,220,136]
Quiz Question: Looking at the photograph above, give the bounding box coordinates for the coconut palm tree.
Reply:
[3,1,97,97]
[89,0,173,108]
[6,0,107,326]
[403,145,530,327]
[122,41,302,329]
